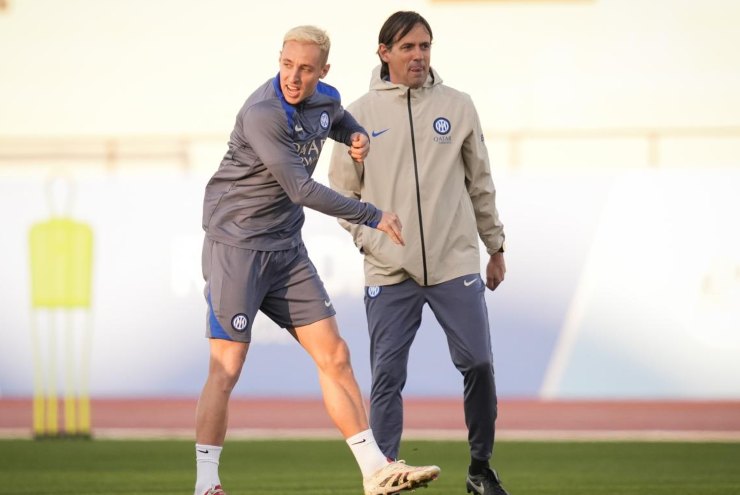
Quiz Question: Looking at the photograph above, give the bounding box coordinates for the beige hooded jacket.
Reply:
[329,66,505,287]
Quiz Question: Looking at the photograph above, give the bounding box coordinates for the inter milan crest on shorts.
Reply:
[231,313,249,332]
[367,286,381,298]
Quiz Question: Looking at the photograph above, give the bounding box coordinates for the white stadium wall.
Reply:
[1,165,738,399]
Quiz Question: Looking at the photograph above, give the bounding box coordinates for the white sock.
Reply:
[195,444,223,495]
[346,429,389,478]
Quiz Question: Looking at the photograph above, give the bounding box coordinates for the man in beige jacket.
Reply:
[329,10,510,495]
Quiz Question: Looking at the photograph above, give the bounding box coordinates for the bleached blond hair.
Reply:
[283,25,331,65]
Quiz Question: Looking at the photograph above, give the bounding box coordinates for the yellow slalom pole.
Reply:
[64,310,77,435]
[46,313,58,436]
[30,311,46,437]
[78,310,93,436]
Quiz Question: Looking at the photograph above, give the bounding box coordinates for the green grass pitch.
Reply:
[0,439,738,494]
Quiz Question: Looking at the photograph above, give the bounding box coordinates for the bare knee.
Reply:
[315,339,353,377]
[208,362,242,393]
[208,341,247,392]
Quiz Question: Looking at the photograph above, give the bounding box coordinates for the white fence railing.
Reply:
[1,126,739,170]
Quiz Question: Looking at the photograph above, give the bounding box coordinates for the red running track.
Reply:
[2,398,740,440]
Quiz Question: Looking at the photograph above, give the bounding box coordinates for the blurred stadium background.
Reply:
[1,0,739,437]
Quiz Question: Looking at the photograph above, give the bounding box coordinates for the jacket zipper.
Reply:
[407,90,428,286]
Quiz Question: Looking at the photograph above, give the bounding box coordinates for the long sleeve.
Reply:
[246,102,380,227]
[461,99,505,254]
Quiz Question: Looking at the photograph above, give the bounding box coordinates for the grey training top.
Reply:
[202,76,381,251]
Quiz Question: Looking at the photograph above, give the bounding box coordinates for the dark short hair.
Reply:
[378,11,433,80]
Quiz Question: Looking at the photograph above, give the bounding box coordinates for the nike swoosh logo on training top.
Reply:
[464,279,476,287]
[371,128,390,137]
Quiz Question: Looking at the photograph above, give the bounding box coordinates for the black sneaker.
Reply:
[466,467,510,495]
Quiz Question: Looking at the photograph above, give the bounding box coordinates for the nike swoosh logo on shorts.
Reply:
[464,279,476,287]
[371,128,390,137]
[325,300,332,307]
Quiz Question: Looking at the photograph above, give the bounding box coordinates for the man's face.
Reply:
[378,23,431,89]
[279,40,329,105]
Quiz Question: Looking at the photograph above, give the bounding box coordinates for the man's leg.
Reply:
[290,316,392,482]
[428,275,510,494]
[290,315,440,494]
[427,275,497,462]
[364,281,424,460]
[289,316,368,438]
[194,338,248,495]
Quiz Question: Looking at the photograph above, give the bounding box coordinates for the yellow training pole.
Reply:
[64,311,77,435]
[46,314,58,436]
[30,311,46,437]
[77,311,93,436]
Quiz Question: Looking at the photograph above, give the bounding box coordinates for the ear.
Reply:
[377,44,391,63]
[320,63,330,79]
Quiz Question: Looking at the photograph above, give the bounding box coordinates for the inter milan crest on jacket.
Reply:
[433,117,452,144]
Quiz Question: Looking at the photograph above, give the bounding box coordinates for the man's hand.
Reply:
[486,252,506,291]
[376,211,405,246]
[348,132,369,163]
